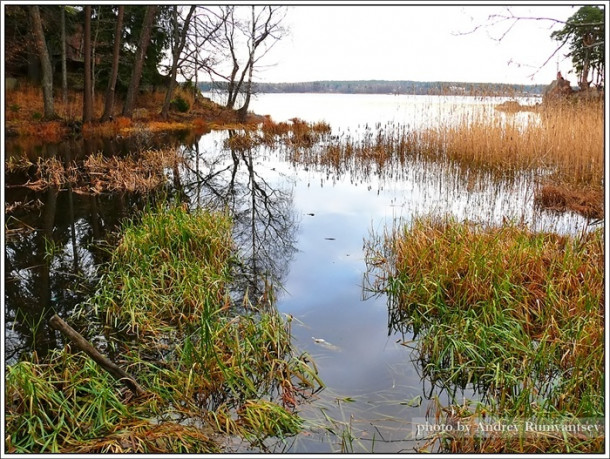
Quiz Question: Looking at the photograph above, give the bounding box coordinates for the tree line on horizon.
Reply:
[199,80,548,97]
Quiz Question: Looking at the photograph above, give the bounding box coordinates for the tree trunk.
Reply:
[224,8,240,109]
[60,7,67,112]
[91,7,102,104]
[238,63,254,122]
[101,6,124,121]
[237,7,259,120]
[161,6,196,119]
[122,5,157,118]
[83,5,93,123]
[226,62,240,109]
[29,6,56,120]
[227,55,250,110]
[580,59,591,89]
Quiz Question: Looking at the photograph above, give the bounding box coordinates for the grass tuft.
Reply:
[365,216,604,453]
[6,204,322,453]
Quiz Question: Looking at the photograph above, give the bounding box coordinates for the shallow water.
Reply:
[4,93,591,453]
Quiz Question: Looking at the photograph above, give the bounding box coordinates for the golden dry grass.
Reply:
[287,99,603,218]
[13,120,68,142]
[84,149,184,193]
[5,82,109,120]
[296,100,602,185]
[6,148,184,194]
[534,183,604,219]
[433,101,604,187]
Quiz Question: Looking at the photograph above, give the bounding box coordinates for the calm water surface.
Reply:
[4,93,589,453]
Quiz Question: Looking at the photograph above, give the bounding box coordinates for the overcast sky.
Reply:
[251,2,592,85]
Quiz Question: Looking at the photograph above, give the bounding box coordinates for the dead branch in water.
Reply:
[49,314,146,397]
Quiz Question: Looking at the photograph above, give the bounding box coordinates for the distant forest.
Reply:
[198,80,546,96]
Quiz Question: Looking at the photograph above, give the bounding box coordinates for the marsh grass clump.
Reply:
[219,118,332,152]
[365,217,604,453]
[224,130,261,151]
[6,148,183,194]
[6,351,132,453]
[237,399,303,439]
[287,118,331,148]
[261,117,292,138]
[85,149,184,193]
[534,183,604,219]
[6,204,322,453]
[257,117,331,148]
[5,350,221,453]
[92,204,235,336]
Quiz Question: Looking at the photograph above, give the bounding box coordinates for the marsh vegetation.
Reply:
[6,204,321,453]
[5,92,604,453]
[364,217,604,453]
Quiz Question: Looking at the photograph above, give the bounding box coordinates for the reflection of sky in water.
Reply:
[218,92,591,452]
[275,164,475,449]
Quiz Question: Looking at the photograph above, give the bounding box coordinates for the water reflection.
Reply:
[4,128,301,363]
[180,131,299,302]
[5,187,153,362]
[5,131,207,362]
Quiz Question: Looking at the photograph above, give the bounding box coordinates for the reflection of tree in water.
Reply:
[5,186,155,363]
[181,131,299,303]
[5,130,297,360]
[4,146,167,361]
[5,134,197,362]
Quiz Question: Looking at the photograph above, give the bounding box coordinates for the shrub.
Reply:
[171,96,190,113]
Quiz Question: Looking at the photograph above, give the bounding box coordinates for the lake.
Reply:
[4,92,590,453]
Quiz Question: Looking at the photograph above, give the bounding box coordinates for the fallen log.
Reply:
[49,314,146,397]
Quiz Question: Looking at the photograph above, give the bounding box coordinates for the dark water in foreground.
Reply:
[4,93,590,453]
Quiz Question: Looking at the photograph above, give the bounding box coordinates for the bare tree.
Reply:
[160,5,196,119]
[101,6,124,121]
[211,6,285,116]
[29,6,56,119]
[182,7,227,95]
[223,6,240,110]
[122,5,157,118]
[237,6,286,121]
[455,7,604,83]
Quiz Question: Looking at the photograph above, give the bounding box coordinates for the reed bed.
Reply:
[286,101,603,218]
[6,204,322,453]
[364,216,604,453]
[534,183,604,220]
[220,118,332,152]
[417,102,602,186]
[5,148,183,194]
